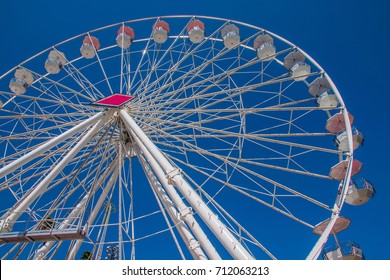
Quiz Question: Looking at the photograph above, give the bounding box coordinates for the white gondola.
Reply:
[254,34,275,61]
[334,128,364,151]
[45,50,67,74]
[153,21,170,44]
[116,33,132,49]
[284,52,311,81]
[80,45,95,59]
[9,78,27,95]
[80,36,100,59]
[187,20,205,43]
[308,77,331,96]
[221,24,240,49]
[316,92,339,108]
[116,26,135,48]
[9,69,34,94]
[309,77,339,108]
[290,61,311,81]
[345,179,375,206]
[323,242,364,260]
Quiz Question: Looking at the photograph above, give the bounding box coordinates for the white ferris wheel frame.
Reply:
[0,15,356,260]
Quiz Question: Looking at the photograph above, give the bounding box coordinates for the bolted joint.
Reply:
[34,250,46,260]
[0,219,12,233]
[166,168,181,185]
[189,239,201,251]
[179,207,192,221]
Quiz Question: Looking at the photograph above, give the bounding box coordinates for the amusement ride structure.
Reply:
[0,16,374,260]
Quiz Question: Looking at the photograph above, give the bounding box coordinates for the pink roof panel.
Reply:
[93,94,134,107]
[82,36,101,50]
[329,159,363,180]
[187,20,205,32]
[326,112,354,134]
[118,26,135,38]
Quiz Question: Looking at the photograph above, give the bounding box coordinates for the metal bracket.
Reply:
[179,207,192,221]
[189,240,201,251]
[166,168,181,185]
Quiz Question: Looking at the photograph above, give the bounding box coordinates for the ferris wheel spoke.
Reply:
[139,123,333,195]
[142,106,336,116]
[0,112,112,233]
[123,49,131,94]
[134,19,190,98]
[136,69,314,119]
[133,18,227,99]
[167,152,316,230]
[136,52,258,109]
[45,120,117,199]
[0,112,94,120]
[25,66,99,103]
[129,38,155,94]
[152,134,332,211]
[0,121,87,143]
[0,112,106,179]
[138,114,339,157]
[60,64,106,100]
[84,33,114,95]
[132,116,332,216]
[181,169,278,259]
[137,42,297,110]
[119,25,126,93]
[1,139,78,192]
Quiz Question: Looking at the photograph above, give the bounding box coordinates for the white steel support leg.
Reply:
[0,112,105,179]
[119,109,253,260]
[137,150,207,260]
[132,136,220,260]
[0,111,112,233]
[67,163,119,260]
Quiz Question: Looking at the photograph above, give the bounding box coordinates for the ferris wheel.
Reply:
[0,16,375,260]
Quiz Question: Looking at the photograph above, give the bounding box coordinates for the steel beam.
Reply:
[0,112,105,179]
[0,111,112,233]
[137,149,208,260]
[119,109,253,260]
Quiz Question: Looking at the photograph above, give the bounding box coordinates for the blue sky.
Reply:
[0,0,389,260]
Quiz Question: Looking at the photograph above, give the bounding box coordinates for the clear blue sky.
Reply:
[0,0,389,259]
